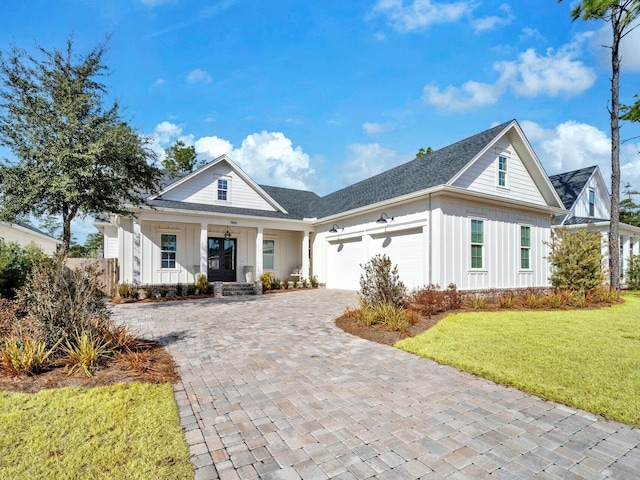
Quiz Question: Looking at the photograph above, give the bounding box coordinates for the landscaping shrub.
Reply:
[375,302,409,332]
[546,228,604,291]
[446,283,462,309]
[118,283,130,298]
[498,292,516,309]
[0,298,22,340]
[411,284,449,318]
[260,272,273,291]
[359,254,407,308]
[143,285,153,299]
[61,330,112,377]
[186,284,197,296]
[0,336,57,376]
[175,282,184,296]
[525,292,544,309]
[282,278,290,289]
[310,275,319,288]
[0,243,47,299]
[159,287,169,298]
[546,292,565,309]
[627,255,640,290]
[16,257,109,349]
[471,296,487,310]
[355,301,377,326]
[272,277,281,290]
[567,290,587,308]
[195,274,211,294]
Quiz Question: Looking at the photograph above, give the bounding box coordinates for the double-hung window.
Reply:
[498,156,507,187]
[471,219,484,269]
[520,226,531,270]
[161,234,177,269]
[217,179,228,201]
[263,239,274,270]
[588,189,595,217]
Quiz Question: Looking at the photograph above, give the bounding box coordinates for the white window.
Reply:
[217,179,228,201]
[588,189,595,217]
[161,234,177,269]
[471,219,484,269]
[520,226,531,270]
[498,156,507,187]
[263,239,274,270]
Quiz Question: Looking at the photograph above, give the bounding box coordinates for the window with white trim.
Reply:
[588,189,595,217]
[520,226,531,270]
[161,234,177,269]
[471,219,484,269]
[217,179,228,201]
[263,239,274,270]
[498,156,507,187]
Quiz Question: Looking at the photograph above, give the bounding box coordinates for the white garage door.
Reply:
[370,228,425,290]
[327,237,363,290]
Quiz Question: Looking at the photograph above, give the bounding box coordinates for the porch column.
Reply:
[301,231,310,280]
[255,226,263,278]
[200,223,208,278]
[132,219,141,285]
[623,235,631,280]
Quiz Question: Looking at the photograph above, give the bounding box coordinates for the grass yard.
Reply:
[0,382,193,480]
[396,292,640,427]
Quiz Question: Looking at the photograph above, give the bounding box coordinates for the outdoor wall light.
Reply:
[329,224,342,233]
[376,212,394,224]
[224,229,231,240]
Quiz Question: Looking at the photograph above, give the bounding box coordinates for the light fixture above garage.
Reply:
[376,212,394,224]
[224,229,231,240]
[329,224,342,233]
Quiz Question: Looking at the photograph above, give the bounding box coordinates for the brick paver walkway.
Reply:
[113,290,640,479]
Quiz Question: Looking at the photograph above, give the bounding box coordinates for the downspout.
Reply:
[428,193,432,285]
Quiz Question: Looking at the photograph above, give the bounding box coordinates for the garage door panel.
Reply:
[370,229,424,289]
[328,237,362,290]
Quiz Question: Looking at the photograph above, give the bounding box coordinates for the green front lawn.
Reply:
[0,383,193,480]
[396,292,640,427]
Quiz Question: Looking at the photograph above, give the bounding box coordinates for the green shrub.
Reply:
[355,301,377,326]
[143,285,153,299]
[375,302,409,332]
[186,284,197,296]
[547,292,564,309]
[260,272,273,291]
[359,254,407,308]
[471,296,487,310]
[0,336,57,376]
[272,277,281,290]
[175,283,184,296]
[310,275,319,288]
[626,255,640,290]
[498,292,516,309]
[159,287,169,298]
[195,274,211,294]
[567,290,587,308]
[117,283,130,298]
[546,228,604,291]
[0,243,47,299]
[16,257,108,348]
[525,293,544,309]
[61,330,112,377]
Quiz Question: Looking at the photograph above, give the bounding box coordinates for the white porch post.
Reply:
[133,219,141,285]
[255,227,263,278]
[200,223,208,279]
[623,235,630,280]
[301,231,310,280]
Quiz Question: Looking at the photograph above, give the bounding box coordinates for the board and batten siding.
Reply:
[162,163,277,211]
[571,174,609,220]
[435,198,551,290]
[451,139,547,206]
[103,226,119,259]
[262,229,303,281]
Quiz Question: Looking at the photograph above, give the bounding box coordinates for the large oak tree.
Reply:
[560,0,640,288]
[0,37,162,254]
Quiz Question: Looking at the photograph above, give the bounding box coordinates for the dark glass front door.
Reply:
[208,237,236,281]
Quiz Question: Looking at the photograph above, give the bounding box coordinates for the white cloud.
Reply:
[362,121,394,136]
[472,3,514,33]
[595,20,640,71]
[369,0,471,32]
[148,121,194,162]
[187,69,212,84]
[150,78,166,89]
[424,36,596,112]
[140,0,174,6]
[196,131,315,190]
[341,143,405,185]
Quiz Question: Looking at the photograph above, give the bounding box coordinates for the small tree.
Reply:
[359,254,406,308]
[546,228,604,291]
[162,140,202,174]
[626,255,640,289]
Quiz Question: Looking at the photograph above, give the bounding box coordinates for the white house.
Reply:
[0,221,61,254]
[550,165,640,282]
[98,119,567,291]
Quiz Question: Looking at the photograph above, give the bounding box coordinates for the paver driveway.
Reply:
[113,289,640,479]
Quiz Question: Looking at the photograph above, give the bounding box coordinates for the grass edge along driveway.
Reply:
[0,382,193,480]
[396,292,640,428]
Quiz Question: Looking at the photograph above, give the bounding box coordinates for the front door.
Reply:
[207,237,236,281]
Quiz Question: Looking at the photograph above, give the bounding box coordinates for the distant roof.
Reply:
[549,166,597,210]
[4,220,61,242]
[563,216,609,226]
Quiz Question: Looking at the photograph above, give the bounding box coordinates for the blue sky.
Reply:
[2,0,640,242]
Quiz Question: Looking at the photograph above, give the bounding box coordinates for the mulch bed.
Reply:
[0,341,179,394]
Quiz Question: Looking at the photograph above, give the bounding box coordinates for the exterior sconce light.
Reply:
[329,224,341,233]
[376,212,394,224]
[224,229,231,240]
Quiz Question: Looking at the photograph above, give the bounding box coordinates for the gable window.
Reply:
[520,226,531,270]
[588,189,595,217]
[498,156,507,187]
[263,239,274,270]
[471,219,484,269]
[161,234,177,269]
[217,179,228,201]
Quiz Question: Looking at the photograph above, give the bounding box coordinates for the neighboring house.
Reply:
[0,221,61,254]
[97,119,567,291]
[550,165,640,282]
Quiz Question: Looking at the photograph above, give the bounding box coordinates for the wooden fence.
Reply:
[65,258,119,297]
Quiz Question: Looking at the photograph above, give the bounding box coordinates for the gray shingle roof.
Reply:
[259,185,320,218]
[548,166,597,210]
[563,216,609,226]
[310,120,515,218]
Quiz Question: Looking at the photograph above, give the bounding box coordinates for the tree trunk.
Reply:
[61,204,77,255]
[609,14,621,290]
